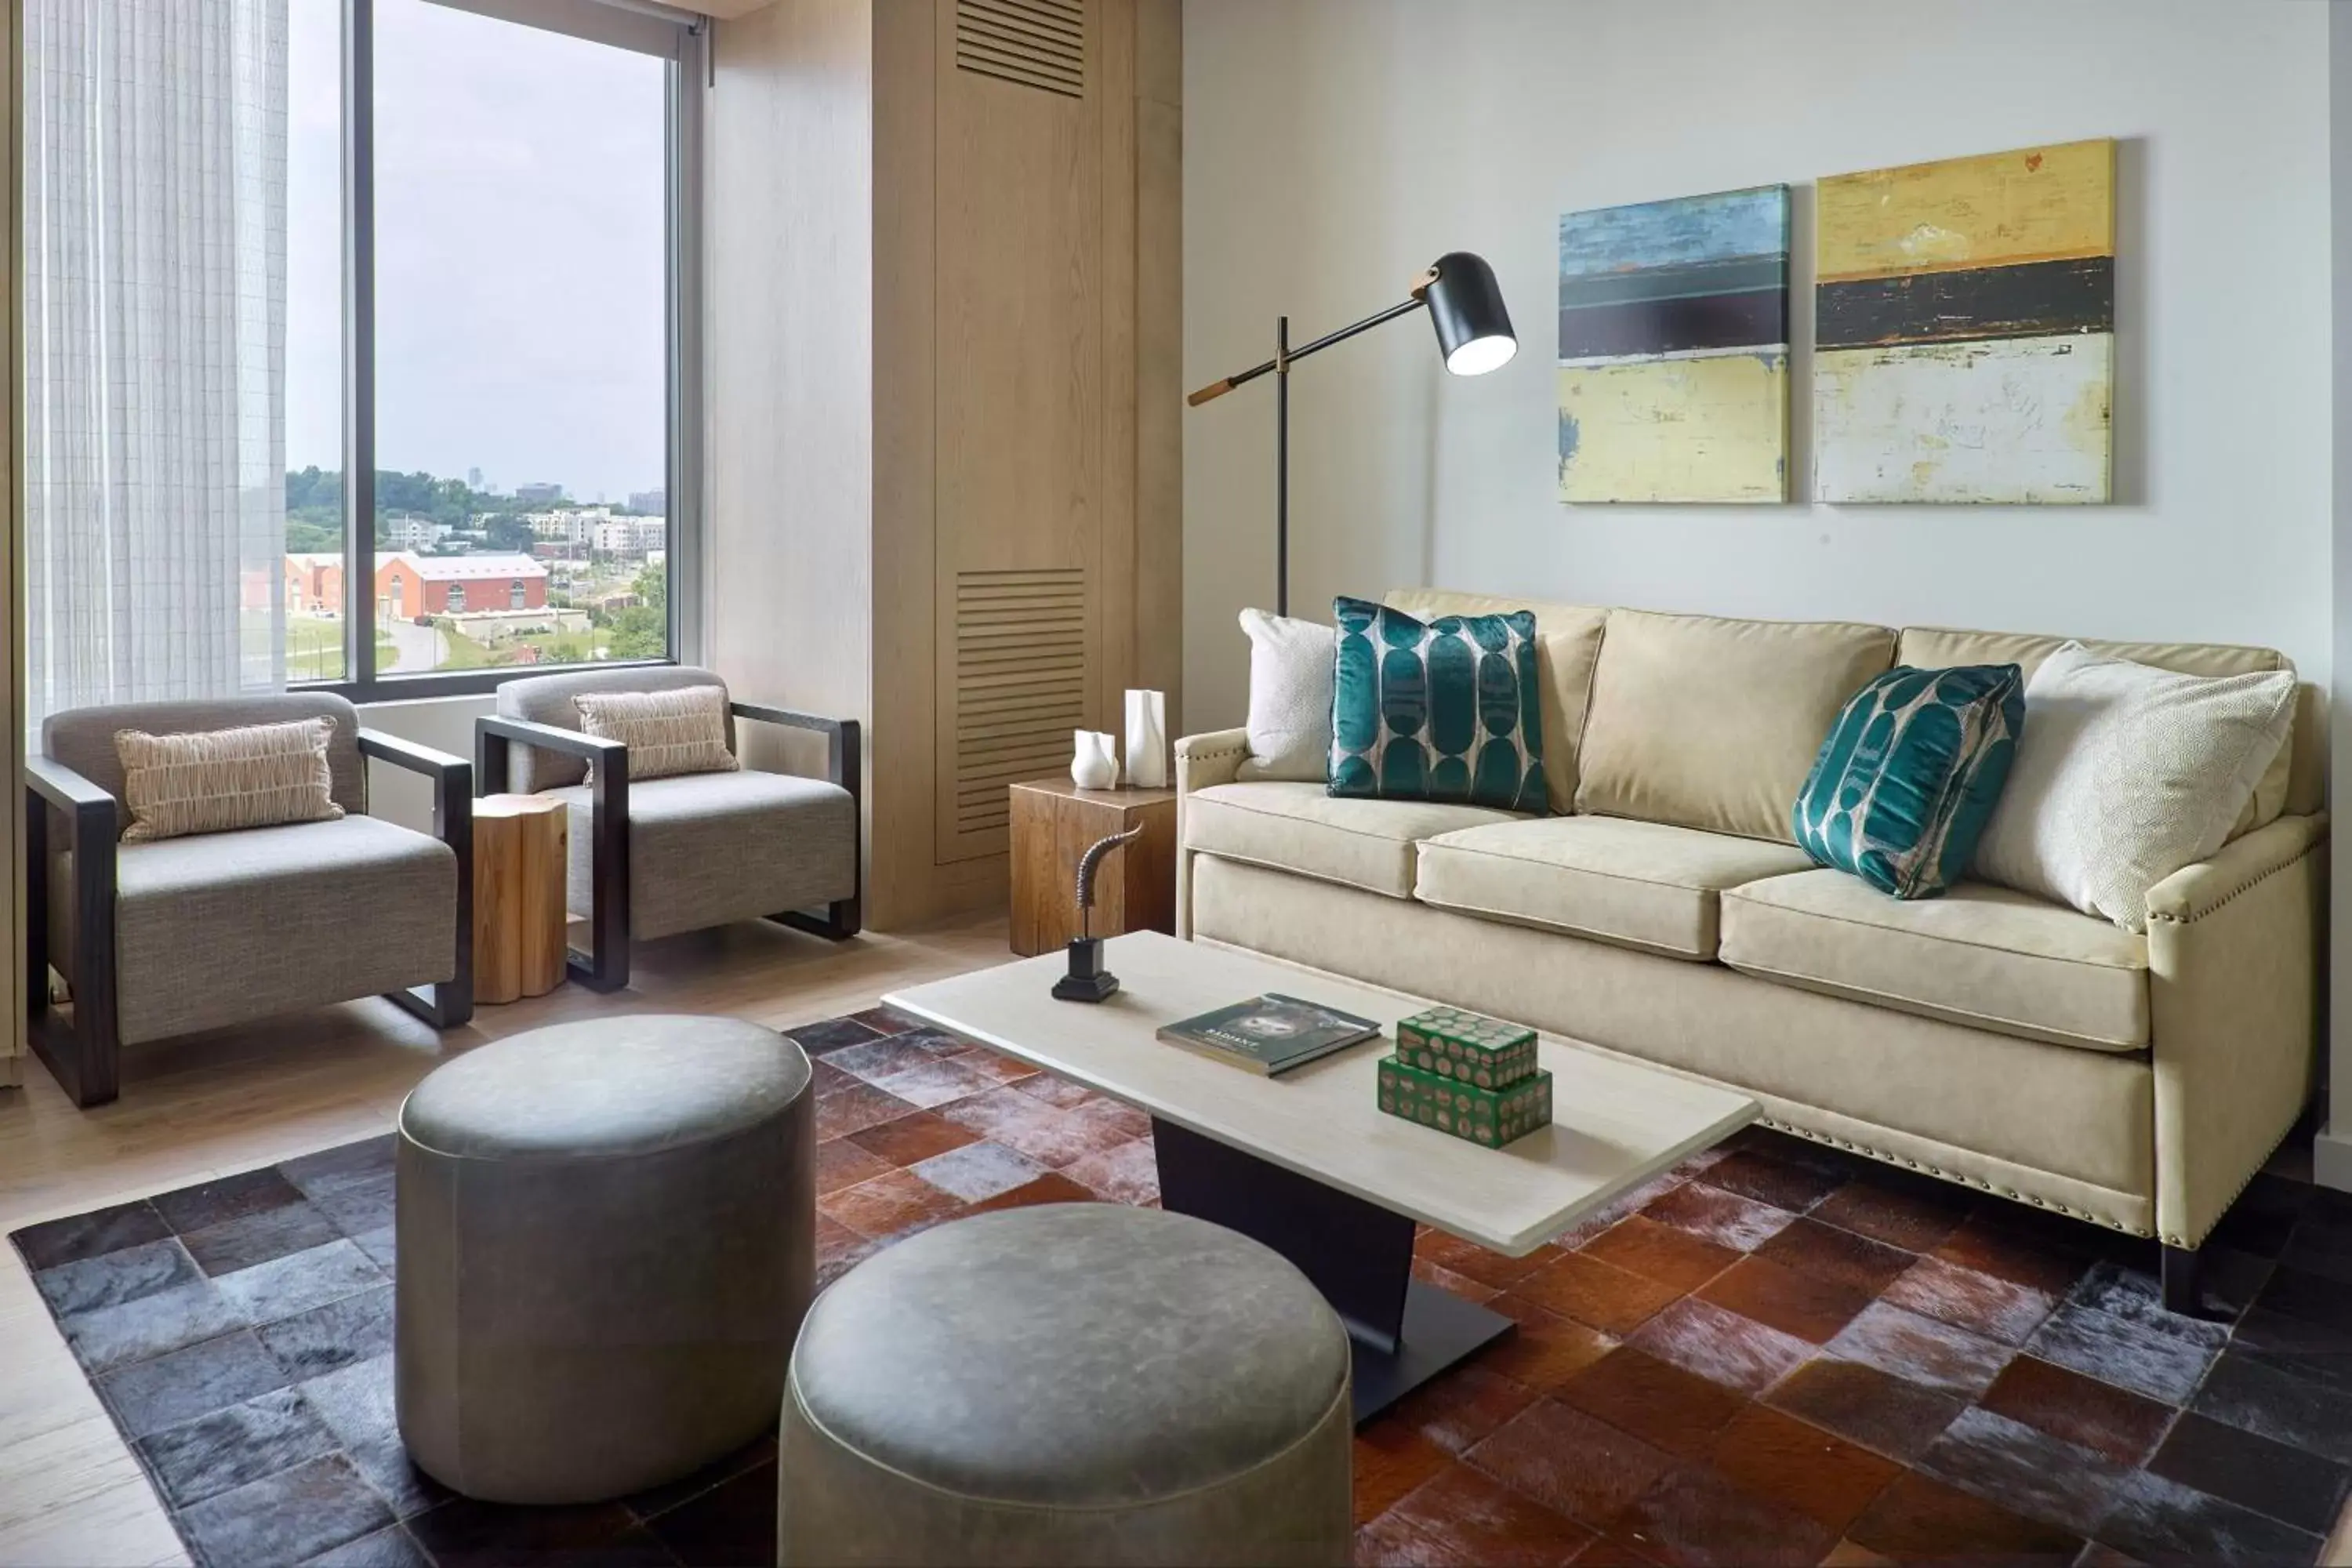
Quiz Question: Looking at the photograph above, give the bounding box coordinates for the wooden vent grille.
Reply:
[955,0,1084,99]
[953,568,1088,837]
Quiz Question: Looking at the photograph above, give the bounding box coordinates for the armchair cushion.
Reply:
[116,716,343,842]
[496,666,736,792]
[111,816,456,1045]
[574,685,740,782]
[548,770,855,941]
[44,694,367,817]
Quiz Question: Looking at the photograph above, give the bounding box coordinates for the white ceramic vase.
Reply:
[1070,729,1120,789]
[1123,689,1167,789]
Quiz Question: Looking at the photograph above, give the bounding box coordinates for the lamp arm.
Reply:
[1187,294,1428,405]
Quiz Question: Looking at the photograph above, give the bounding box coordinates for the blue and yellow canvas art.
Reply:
[1556,185,1791,503]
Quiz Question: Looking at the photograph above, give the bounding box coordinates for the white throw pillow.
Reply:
[1971,641,2296,931]
[1236,608,1335,782]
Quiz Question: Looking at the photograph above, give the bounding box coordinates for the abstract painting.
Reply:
[1557,185,1790,503]
[1815,139,2114,503]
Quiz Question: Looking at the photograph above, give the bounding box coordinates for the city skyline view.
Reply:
[286,0,668,506]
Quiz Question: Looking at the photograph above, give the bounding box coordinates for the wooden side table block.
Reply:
[474,793,569,1004]
[1009,779,1178,958]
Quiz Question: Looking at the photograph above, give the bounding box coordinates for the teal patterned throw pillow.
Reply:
[1791,664,2025,899]
[1329,597,1547,811]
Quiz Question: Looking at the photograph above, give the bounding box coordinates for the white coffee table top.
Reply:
[884,932,1756,1257]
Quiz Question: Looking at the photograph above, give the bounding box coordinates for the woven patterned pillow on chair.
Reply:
[572,685,742,782]
[114,717,344,843]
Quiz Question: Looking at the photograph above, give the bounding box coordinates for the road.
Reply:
[383,618,447,674]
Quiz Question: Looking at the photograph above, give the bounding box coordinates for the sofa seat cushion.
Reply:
[549,770,857,941]
[114,815,456,1046]
[1182,782,1521,899]
[1414,816,1814,960]
[1719,869,2148,1052]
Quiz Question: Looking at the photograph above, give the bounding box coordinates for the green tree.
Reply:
[604,564,669,659]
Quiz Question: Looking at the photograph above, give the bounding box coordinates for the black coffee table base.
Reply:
[1151,1117,1515,1424]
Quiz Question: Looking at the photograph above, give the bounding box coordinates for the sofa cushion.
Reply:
[1719,868,2148,1052]
[114,816,456,1046]
[549,769,856,942]
[1416,816,1814,960]
[1182,782,1519,900]
[1384,590,1608,815]
[1575,608,1896,843]
[1899,626,2308,830]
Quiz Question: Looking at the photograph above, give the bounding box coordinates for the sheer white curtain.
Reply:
[23,0,290,729]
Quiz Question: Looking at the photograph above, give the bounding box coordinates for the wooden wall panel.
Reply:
[746,0,1179,931]
[931,0,1109,864]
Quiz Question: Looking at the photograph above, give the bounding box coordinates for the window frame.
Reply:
[300,0,702,702]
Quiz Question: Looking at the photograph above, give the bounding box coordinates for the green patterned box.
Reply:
[1395,1006,1539,1091]
[1376,1054,1553,1148]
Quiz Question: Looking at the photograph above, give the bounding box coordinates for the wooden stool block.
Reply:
[474,793,569,1004]
[1008,779,1178,958]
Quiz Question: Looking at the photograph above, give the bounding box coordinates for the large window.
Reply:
[20,0,695,725]
[296,0,693,691]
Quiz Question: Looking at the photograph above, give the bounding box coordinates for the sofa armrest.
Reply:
[2146,811,2328,1249]
[731,702,862,938]
[1173,730,1250,939]
[24,756,120,1103]
[474,713,630,991]
[1175,728,1250,795]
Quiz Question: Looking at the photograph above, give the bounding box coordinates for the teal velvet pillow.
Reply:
[1791,663,2025,899]
[1329,597,1546,811]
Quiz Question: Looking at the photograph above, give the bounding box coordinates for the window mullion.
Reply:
[343,0,378,685]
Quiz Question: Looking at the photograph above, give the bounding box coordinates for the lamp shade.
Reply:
[1422,251,1516,376]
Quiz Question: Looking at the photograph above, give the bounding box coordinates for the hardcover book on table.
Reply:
[1156,994,1381,1076]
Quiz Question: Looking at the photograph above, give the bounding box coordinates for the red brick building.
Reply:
[284,553,344,614]
[376,553,549,621]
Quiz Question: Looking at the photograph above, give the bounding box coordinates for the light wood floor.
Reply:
[0,911,1011,1568]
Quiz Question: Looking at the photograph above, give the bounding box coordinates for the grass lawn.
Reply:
[284,616,395,682]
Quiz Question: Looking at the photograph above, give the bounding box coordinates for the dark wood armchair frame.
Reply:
[24,731,475,1109]
[474,702,862,994]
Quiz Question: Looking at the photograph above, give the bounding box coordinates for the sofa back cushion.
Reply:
[1577,609,1896,843]
[1383,590,1606,815]
[1898,627,2311,831]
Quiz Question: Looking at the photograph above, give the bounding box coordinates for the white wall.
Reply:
[2321,0,2352,1190]
[1183,0,2333,731]
[360,695,494,835]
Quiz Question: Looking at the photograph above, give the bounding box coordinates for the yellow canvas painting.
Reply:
[1814,140,2115,503]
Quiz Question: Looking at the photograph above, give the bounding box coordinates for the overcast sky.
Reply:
[287,0,668,504]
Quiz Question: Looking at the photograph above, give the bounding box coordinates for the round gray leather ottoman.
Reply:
[394,1014,814,1504]
[779,1203,1352,1567]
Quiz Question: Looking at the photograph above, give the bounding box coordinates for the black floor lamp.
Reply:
[1186,251,1517,617]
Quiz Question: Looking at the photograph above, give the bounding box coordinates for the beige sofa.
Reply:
[1174,590,2328,1311]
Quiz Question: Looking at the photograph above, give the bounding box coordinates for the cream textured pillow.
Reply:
[115,717,343,843]
[574,686,740,782]
[1236,609,1335,782]
[1972,642,2296,931]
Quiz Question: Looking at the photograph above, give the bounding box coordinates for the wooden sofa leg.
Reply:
[2162,1243,2207,1317]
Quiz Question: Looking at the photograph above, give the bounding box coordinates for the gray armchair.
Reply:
[25,694,473,1108]
[477,666,860,993]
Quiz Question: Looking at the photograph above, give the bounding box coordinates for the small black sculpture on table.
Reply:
[1054,825,1144,1003]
